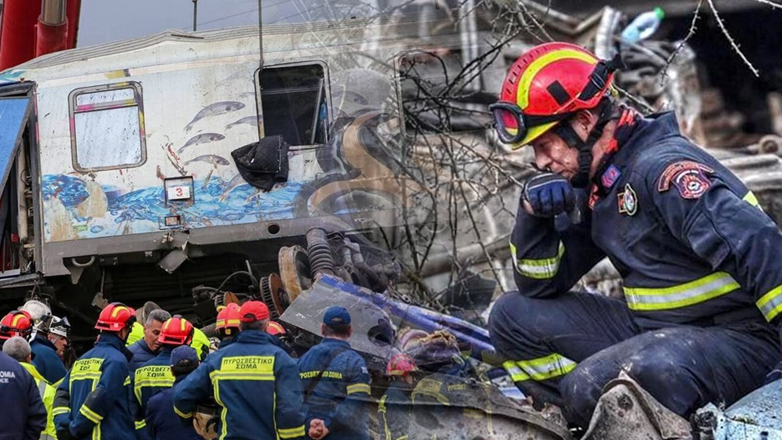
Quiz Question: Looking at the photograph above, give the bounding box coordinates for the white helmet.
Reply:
[20,300,52,332]
[49,316,70,339]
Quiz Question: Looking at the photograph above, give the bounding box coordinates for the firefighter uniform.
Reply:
[298,338,371,440]
[379,380,413,440]
[53,332,136,440]
[490,112,782,426]
[0,350,47,440]
[21,362,57,440]
[173,329,306,440]
[133,346,176,439]
[29,334,66,386]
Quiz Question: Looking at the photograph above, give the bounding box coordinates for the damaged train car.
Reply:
[2,1,782,437]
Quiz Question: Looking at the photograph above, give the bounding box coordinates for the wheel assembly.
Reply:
[259,273,287,319]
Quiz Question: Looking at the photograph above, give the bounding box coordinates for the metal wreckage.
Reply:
[0,0,781,438]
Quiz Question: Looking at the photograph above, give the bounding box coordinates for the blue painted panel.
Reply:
[0,98,30,190]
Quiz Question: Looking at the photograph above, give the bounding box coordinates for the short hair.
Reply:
[240,319,269,332]
[146,309,171,326]
[2,336,31,362]
[323,323,350,337]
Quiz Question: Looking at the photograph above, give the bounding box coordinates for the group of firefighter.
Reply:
[0,297,429,440]
[4,40,782,439]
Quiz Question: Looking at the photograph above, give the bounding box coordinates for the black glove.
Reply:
[523,172,576,218]
[57,429,75,440]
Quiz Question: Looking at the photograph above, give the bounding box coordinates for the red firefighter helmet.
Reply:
[266,321,286,336]
[94,303,136,332]
[0,310,34,340]
[159,316,195,346]
[386,353,418,377]
[215,303,241,335]
[490,42,615,148]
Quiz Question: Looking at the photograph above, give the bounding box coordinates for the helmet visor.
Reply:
[490,101,527,145]
[490,101,572,147]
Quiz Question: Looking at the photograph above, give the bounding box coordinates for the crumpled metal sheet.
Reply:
[695,380,782,440]
[280,274,497,369]
[583,372,690,440]
[407,372,572,440]
[280,274,397,369]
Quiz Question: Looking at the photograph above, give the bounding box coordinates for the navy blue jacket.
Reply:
[128,339,157,372]
[0,350,47,440]
[133,346,177,440]
[379,380,412,440]
[146,375,202,440]
[512,112,782,334]
[30,334,66,385]
[53,332,136,440]
[173,329,306,440]
[297,338,371,440]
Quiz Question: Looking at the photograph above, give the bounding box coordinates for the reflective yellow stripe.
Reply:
[123,377,130,386]
[511,241,565,280]
[502,360,530,383]
[173,405,192,419]
[135,420,146,429]
[79,405,103,423]
[347,383,371,395]
[504,354,577,382]
[624,272,739,311]
[518,49,597,109]
[52,407,70,416]
[278,425,306,439]
[757,283,782,322]
[209,372,275,381]
[71,372,102,381]
[743,191,761,208]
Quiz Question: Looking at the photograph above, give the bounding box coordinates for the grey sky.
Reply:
[78,0,376,47]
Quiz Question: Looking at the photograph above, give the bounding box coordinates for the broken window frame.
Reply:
[255,61,331,147]
[68,81,147,172]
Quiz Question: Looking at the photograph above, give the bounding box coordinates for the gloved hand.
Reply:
[522,172,576,218]
[56,429,75,440]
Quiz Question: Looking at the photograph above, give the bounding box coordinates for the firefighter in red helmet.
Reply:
[0,310,34,342]
[489,42,782,429]
[53,303,137,440]
[215,303,241,349]
[379,354,418,440]
[132,316,195,439]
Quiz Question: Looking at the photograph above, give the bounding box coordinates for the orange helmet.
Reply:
[215,303,241,335]
[386,353,418,376]
[0,310,34,340]
[159,316,195,346]
[266,321,286,336]
[490,42,616,148]
[94,303,136,332]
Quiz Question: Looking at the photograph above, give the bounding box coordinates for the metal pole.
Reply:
[192,0,197,32]
[257,0,265,138]
[258,0,263,69]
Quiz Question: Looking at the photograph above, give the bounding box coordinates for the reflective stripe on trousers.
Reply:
[503,353,577,383]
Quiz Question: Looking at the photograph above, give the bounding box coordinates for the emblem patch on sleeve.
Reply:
[657,161,714,199]
[617,183,638,216]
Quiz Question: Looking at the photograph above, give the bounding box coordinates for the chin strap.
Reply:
[554,98,614,188]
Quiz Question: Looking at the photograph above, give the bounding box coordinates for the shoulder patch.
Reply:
[657,161,714,199]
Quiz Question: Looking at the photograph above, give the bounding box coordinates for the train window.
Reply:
[258,63,329,146]
[68,82,147,172]
[396,51,490,136]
